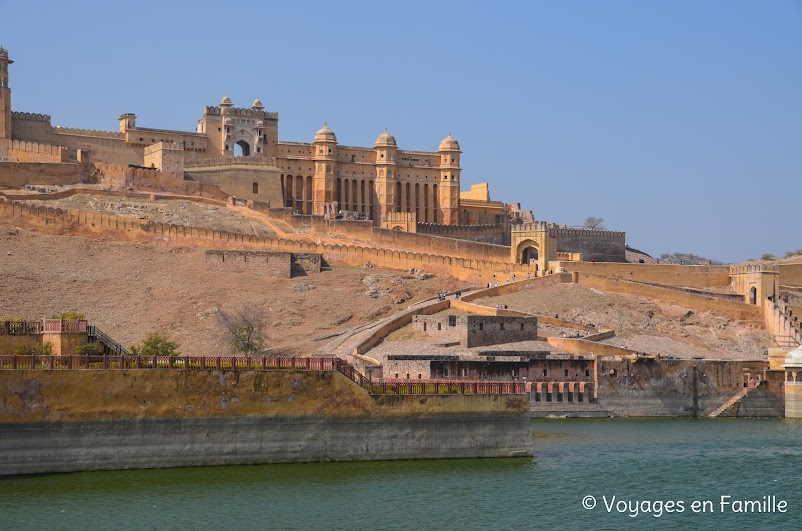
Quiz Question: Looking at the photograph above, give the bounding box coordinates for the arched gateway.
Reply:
[510,223,556,275]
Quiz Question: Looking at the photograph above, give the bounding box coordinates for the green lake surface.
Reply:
[1,418,800,530]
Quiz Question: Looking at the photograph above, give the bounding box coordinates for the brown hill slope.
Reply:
[0,224,460,356]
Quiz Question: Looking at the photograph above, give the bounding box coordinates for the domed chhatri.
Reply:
[374,128,397,147]
[438,133,460,151]
[314,123,337,143]
[251,98,264,110]
[220,96,233,107]
[785,344,802,368]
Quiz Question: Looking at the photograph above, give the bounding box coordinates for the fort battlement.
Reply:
[185,155,278,168]
[11,111,51,123]
[0,199,534,283]
[7,140,69,163]
[730,264,779,274]
[203,106,279,120]
[52,126,124,139]
[549,227,626,238]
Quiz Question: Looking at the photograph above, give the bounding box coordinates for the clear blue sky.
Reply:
[3,0,800,263]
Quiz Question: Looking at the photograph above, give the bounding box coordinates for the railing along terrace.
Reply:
[42,319,88,333]
[0,320,42,335]
[0,356,528,395]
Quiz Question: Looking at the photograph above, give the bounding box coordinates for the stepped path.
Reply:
[707,382,758,417]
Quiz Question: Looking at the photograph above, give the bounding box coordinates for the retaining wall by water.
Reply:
[0,369,532,475]
[0,414,530,475]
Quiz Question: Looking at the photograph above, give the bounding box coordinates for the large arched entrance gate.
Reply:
[510,223,555,275]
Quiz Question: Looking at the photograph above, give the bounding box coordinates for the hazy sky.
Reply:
[2,0,800,263]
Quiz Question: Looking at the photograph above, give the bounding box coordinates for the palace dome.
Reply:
[220,96,233,107]
[438,133,460,151]
[314,123,337,143]
[252,98,264,110]
[374,129,397,147]
[785,345,802,368]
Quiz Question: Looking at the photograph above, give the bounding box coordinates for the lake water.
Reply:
[1,418,800,530]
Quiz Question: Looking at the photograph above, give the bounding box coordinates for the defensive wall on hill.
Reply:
[575,273,762,322]
[0,161,85,188]
[415,222,508,245]
[779,264,802,288]
[0,368,532,475]
[257,206,513,264]
[0,200,533,283]
[2,139,69,163]
[558,261,731,288]
[550,227,626,262]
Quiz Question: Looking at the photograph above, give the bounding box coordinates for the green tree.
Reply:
[130,334,180,357]
[761,253,776,261]
[14,342,54,356]
[76,342,103,356]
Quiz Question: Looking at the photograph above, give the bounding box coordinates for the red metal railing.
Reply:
[42,319,88,333]
[0,355,527,395]
[0,320,43,335]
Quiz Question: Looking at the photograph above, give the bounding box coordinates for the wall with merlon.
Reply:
[7,140,69,162]
[559,262,732,288]
[0,200,534,284]
[549,228,626,262]
[416,222,508,245]
[576,273,763,322]
[258,208,512,263]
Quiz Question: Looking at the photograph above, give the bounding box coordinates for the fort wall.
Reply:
[6,140,69,163]
[559,261,732,288]
[550,228,626,262]
[416,222,507,245]
[779,264,802,287]
[0,161,85,188]
[259,208,513,264]
[0,200,533,283]
[576,273,763,322]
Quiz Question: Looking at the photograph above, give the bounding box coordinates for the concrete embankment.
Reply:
[0,369,532,475]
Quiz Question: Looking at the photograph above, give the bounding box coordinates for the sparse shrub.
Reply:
[130,334,180,357]
[14,342,54,356]
[50,312,86,320]
[216,303,267,355]
[76,342,103,356]
[761,253,776,261]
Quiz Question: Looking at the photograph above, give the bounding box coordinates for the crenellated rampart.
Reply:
[6,140,69,163]
[549,227,626,262]
[416,222,508,245]
[11,111,51,123]
[0,200,533,283]
[52,127,124,139]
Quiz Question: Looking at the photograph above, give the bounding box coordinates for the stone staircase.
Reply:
[707,382,759,417]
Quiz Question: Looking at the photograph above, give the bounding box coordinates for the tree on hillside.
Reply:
[216,303,268,355]
[130,333,180,357]
[583,216,606,230]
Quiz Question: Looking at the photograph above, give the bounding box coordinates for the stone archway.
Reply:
[510,223,554,275]
[235,140,250,157]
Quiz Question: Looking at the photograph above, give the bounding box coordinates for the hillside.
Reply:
[0,224,460,356]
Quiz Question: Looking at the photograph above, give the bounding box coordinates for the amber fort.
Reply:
[2,46,802,474]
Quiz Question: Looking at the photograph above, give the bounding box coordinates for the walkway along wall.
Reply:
[0,368,532,475]
[0,200,533,283]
